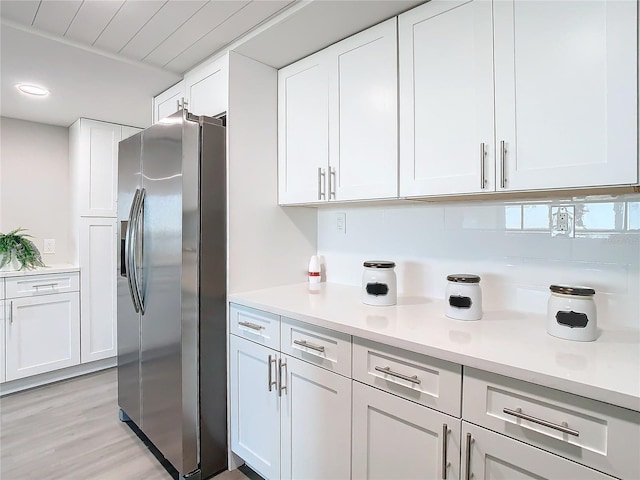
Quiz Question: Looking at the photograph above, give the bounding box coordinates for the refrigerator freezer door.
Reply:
[117,133,143,427]
[140,112,199,476]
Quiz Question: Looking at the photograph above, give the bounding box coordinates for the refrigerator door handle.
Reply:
[130,188,146,314]
[126,189,142,313]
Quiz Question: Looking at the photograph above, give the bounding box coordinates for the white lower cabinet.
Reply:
[462,422,615,480]
[5,292,80,381]
[352,381,461,480]
[281,355,351,479]
[1,299,5,383]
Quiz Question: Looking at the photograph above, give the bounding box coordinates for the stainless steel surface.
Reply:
[8,301,12,324]
[268,355,274,392]
[117,132,142,428]
[500,140,506,188]
[374,366,421,385]
[117,109,228,479]
[464,433,472,480]
[503,407,580,437]
[238,321,264,331]
[442,424,449,480]
[125,189,141,314]
[318,167,325,200]
[278,358,287,397]
[480,142,486,189]
[329,167,336,199]
[293,339,325,352]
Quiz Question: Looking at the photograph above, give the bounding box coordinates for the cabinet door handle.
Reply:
[329,167,336,199]
[9,300,13,325]
[32,283,58,288]
[464,432,473,480]
[374,366,421,385]
[293,339,325,352]
[480,142,486,190]
[500,140,507,188]
[278,358,287,396]
[441,424,449,479]
[503,407,579,437]
[238,320,264,331]
[318,168,326,200]
[267,355,277,392]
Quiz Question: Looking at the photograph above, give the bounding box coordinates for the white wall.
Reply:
[318,194,640,329]
[0,116,71,264]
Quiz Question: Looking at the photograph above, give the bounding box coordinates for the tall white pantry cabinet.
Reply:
[69,119,142,364]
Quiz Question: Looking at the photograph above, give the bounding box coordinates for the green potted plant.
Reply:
[0,228,46,271]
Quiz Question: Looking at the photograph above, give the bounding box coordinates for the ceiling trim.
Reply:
[1,17,181,76]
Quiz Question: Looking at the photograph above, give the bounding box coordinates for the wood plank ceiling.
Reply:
[0,0,295,73]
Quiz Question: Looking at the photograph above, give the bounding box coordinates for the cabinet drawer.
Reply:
[5,272,80,299]
[463,367,640,480]
[229,304,280,350]
[353,338,462,417]
[281,317,351,377]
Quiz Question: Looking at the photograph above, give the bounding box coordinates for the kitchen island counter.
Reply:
[230,282,640,412]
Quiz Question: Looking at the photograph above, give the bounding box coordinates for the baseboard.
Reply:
[0,357,117,396]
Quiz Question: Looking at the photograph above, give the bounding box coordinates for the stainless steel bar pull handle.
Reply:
[238,321,264,331]
[464,433,473,480]
[9,301,13,325]
[500,140,507,188]
[318,168,326,200]
[278,358,287,396]
[32,283,58,289]
[441,424,449,479]
[126,189,141,313]
[329,167,336,199]
[293,339,325,352]
[374,366,421,385]
[503,407,579,437]
[267,355,277,392]
[480,143,486,190]
[130,188,146,314]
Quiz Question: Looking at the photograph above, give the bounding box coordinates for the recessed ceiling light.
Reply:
[16,84,49,97]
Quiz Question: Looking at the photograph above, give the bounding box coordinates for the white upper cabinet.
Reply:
[494,0,638,191]
[152,80,184,124]
[184,55,228,117]
[399,0,495,196]
[278,19,398,205]
[400,0,638,197]
[278,51,330,204]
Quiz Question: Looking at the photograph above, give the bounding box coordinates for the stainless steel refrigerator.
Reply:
[117,109,227,480]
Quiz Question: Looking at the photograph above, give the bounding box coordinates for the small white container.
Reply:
[547,285,597,342]
[361,261,397,306]
[445,274,482,321]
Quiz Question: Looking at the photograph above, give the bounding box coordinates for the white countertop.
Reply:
[229,282,640,412]
[0,264,79,278]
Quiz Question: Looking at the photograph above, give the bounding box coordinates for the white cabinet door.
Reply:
[399,0,495,197]
[280,354,351,480]
[278,51,330,205]
[79,217,118,363]
[230,335,281,480]
[76,119,122,217]
[5,293,80,381]
[153,81,184,124]
[494,0,638,191]
[330,18,398,201]
[185,56,228,117]
[462,422,616,480]
[352,381,461,480]
[1,300,5,383]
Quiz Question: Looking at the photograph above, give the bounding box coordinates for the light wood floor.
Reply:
[0,368,256,480]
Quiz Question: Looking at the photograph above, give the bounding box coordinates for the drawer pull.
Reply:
[503,407,579,437]
[293,339,325,352]
[33,283,58,288]
[374,366,421,385]
[238,321,264,331]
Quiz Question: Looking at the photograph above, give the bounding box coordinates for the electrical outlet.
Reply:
[43,238,56,254]
[335,212,346,234]
[551,206,575,237]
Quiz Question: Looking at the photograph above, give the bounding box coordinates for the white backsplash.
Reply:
[317,194,640,328]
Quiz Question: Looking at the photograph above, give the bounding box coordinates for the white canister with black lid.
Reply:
[445,274,482,320]
[547,285,597,341]
[361,261,397,306]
